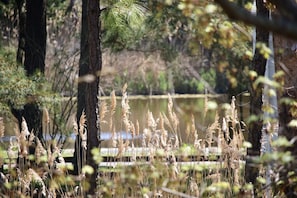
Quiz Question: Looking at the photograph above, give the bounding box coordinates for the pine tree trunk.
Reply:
[274,32,297,198]
[245,0,269,187]
[73,0,89,176]
[12,0,46,141]
[74,0,102,195]
[86,0,101,194]
[24,0,46,75]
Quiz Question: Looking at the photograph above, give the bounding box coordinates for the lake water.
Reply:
[99,94,249,146]
[1,94,249,147]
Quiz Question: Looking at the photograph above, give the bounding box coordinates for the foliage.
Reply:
[141,0,190,61]
[174,67,216,94]
[0,47,73,142]
[110,66,216,95]
[0,2,15,44]
[1,87,250,197]
[101,0,149,50]
[134,0,251,95]
[0,48,38,110]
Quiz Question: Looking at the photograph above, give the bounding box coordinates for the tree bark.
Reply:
[245,0,269,187]
[86,0,101,194]
[214,0,297,40]
[24,0,46,75]
[274,34,297,197]
[12,0,46,141]
[74,0,101,194]
[73,0,89,176]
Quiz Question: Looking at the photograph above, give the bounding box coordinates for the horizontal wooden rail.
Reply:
[1,147,246,171]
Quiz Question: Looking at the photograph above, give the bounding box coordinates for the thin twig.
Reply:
[161,187,198,198]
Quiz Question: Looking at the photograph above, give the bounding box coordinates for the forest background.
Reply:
[1,0,297,197]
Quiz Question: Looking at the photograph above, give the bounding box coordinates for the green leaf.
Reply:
[207,101,218,110]
[271,136,292,147]
[288,119,297,128]
[92,147,102,163]
[82,165,94,175]
[205,4,217,14]
[243,141,252,148]
[257,176,266,184]
[249,70,258,79]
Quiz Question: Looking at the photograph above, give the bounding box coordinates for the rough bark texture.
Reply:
[86,0,101,194]
[74,2,102,195]
[245,0,269,187]
[73,0,88,176]
[274,33,297,197]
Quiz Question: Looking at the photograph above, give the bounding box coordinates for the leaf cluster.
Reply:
[0,47,51,112]
[101,0,148,51]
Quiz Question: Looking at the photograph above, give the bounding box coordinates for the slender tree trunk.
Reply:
[245,0,269,187]
[73,0,89,176]
[75,0,101,194]
[86,0,101,194]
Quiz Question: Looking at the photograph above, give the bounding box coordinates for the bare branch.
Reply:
[269,0,297,21]
[214,0,297,40]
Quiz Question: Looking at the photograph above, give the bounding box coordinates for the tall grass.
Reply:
[97,90,248,197]
[0,89,249,197]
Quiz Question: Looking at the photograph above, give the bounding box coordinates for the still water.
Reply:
[99,94,249,146]
[2,94,249,147]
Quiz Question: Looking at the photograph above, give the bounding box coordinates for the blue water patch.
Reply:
[0,131,142,143]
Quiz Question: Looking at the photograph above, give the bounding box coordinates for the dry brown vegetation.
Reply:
[0,86,249,197]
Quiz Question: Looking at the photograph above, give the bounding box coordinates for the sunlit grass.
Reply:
[0,86,250,197]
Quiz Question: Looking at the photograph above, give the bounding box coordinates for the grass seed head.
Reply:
[0,117,4,138]
[21,117,30,137]
[100,100,108,124]
[43,108,50,125]
[79,110,87,139]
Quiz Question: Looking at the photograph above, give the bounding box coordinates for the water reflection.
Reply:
[100,94,232,146]
[2,94,249,147]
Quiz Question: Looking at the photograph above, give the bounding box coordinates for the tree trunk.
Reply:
[274,33,297,198]
[73,0,89,176]
[245,0,269,187]
[12,0,46,141]
[24,0,46,75]
[74,0,101,194]
[86,0,101,194]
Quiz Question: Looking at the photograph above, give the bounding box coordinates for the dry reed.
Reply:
[1,88,248,197]
[0,117,4,139]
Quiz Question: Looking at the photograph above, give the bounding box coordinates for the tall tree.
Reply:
[73,0,88,176]
[244,0,269,187]
[74,0,101,195]
[85,0,101,194]
[11,0,46,141]
[214,0,297,196]
[24,0,46,75]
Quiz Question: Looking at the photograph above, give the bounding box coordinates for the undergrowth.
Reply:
[0,86,251,197]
